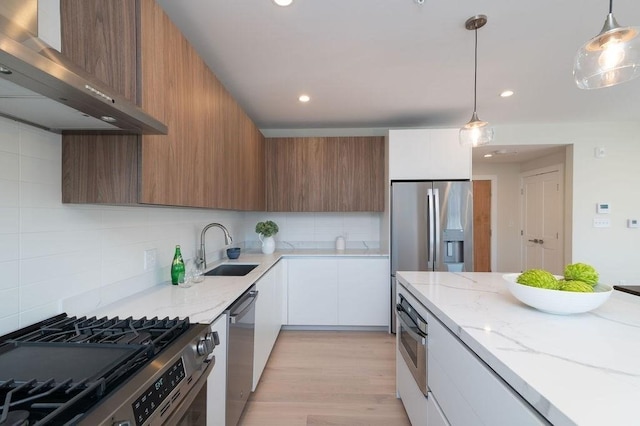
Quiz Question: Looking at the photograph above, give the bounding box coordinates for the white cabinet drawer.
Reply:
[427,391,450,426]
[429,318,546,426]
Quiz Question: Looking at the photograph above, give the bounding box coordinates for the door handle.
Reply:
[527,239,544,244]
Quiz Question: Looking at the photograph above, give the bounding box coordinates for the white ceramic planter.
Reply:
[259,234,276,254]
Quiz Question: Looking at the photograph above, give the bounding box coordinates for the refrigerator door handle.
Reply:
[427,188,435,268]
[434,187,441,268]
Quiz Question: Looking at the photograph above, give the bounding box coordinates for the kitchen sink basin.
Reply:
[204,263,258,277]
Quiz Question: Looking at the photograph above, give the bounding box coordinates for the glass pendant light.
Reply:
[574,0,640,89]
[460,15,494,147]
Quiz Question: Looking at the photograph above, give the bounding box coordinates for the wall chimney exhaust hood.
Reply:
[0,1,167,134]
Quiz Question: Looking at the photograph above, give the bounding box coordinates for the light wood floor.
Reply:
[239,330,410,426]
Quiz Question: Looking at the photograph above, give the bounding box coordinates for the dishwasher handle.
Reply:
[229,290,259,324]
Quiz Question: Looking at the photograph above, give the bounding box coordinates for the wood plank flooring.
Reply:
[239,330,410,426]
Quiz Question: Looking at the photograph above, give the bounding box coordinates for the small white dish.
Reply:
[503,273,613,315]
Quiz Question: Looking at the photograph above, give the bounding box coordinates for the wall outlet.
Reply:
[144,249,157,270]
[593,217,611,228]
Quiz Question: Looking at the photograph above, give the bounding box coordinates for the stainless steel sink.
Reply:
[204,263,258,277]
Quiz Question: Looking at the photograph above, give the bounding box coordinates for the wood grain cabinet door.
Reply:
[60,0,265,210]
[265,136,384,212]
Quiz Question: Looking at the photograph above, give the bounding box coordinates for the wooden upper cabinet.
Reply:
[60,0,138,103]
[60,0,265,211]
[265,137,385,212]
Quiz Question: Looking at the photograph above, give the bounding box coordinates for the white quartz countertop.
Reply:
[88,249,387,324]
[396,271,640,426]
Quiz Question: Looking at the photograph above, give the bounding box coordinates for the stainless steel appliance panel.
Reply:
[390,180,473,331]
[391,181,473,274]
[226,285,258,426]
[396,293,428,396]
[433,181,474,273]
[391,181,432,274]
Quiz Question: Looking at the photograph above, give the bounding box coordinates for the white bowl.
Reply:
[502,273,613,315]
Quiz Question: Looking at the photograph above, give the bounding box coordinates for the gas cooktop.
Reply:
[0,313,214,425]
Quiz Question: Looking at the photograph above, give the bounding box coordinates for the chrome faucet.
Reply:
[199,223,233,269]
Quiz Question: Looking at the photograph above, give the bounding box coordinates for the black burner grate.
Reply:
[0,313,191,425]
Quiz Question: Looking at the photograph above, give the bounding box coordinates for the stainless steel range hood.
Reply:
[0,1,167,134]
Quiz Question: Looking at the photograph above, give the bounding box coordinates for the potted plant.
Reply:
[255,220,279,254]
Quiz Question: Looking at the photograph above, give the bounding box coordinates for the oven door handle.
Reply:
[396,305,427,345]
[162,357,216,425]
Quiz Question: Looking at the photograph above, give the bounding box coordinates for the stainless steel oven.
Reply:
[396,293,428,395]
[0,314,218,426]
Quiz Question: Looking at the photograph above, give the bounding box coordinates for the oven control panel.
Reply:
[132,357,186,426]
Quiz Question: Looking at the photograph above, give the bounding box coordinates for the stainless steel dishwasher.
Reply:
[225,285,259,426]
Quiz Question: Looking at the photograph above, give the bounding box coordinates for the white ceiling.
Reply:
[156,0,640,136]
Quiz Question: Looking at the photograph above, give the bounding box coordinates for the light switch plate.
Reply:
[593,217,611,228]
[144,249,157,270]
[628,219,639,228]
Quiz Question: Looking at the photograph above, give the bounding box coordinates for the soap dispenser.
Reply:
[335,236,346,251]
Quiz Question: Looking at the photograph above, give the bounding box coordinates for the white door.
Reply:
[521,168,563,274]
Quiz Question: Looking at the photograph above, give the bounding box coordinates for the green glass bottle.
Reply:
[171,245,185,285]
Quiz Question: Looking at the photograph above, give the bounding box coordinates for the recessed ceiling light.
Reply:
[0,65,12,75]
[500,90,514,98]
[483,153,493,158]
[273,0,293,6]
[298,94,310,103]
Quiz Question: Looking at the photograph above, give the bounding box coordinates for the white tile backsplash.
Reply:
[0,151,19,181]
[244,211,381,249]
[0,208,20,234]
[0,117,19,153]
[0,261,18,291]
[19,125,61,160]
[0,233,19,263]
[19,181,61,208]
[0,118,382,336]
[0,288,20,317]
[20,155,60,184]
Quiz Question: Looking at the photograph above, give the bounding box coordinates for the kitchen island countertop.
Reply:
[397,271,640,426]
[88,249,387,324]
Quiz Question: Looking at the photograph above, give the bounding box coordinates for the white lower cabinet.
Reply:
[287,258,339,325]
[396,344,428,426]
[253,260,284,390]
[338,258,389,326]
[287,257,389,326]
[207,313,227,426]
[427,392,450,426]
[429,316,547,426]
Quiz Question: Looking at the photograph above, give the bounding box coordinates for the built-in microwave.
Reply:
[396,293,428,395]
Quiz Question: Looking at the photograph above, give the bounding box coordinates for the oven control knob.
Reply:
[197,332,216,356]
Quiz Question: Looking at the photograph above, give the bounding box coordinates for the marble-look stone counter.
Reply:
[87,249,388,324]
[396,271,640,426]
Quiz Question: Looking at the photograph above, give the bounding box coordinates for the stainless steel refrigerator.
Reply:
[390,180,473,330]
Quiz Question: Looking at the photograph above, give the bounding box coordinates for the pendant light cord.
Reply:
[609,0,613,14]
[473,26,478,114]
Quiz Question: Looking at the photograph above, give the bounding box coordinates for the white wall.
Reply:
[494,122,640,285]
[0,118,381,335]
[475,147,571,273]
